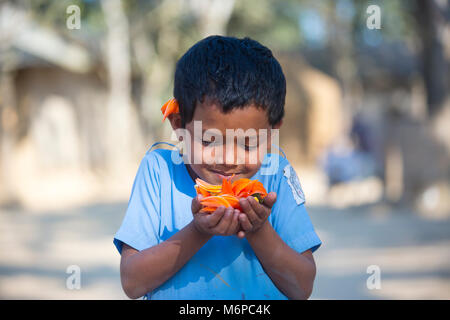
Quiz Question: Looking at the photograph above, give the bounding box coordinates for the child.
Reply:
[113,35,322,300]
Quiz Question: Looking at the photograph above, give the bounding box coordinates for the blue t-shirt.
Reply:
[113,147,321,300]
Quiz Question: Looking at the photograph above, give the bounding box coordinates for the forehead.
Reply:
[188,101,270,132]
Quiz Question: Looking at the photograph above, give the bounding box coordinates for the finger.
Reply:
[225,209,240,235]
[247,196,268,220]
[262,192,277,209]
[238,213,253,231]
[191,195,204,214]
[239,197,260,225]
[212,207,234,235]
[237,230,246,239]
[205,206,226,228]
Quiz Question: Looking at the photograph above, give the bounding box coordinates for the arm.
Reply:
[238,193,317,300]
[246,221,316,300]
[120,221,211,299]
[120,196,240,299]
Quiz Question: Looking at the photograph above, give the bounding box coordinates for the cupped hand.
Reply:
[236,192,277,238]
[191,195,240,236]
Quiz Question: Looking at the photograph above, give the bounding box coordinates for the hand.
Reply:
[191,195,240,236]
[237,192,277,238]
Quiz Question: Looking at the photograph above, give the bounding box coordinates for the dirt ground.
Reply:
[0,201,449,300]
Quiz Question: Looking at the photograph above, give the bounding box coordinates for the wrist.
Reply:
[245,220,271,241]
[190,221,213,241]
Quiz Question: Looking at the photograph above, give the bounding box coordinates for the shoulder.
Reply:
[259,152,290,178]
[264,153,306,206]
[132,148,174,186]
[146,147,173,159]
[142,148,177,170]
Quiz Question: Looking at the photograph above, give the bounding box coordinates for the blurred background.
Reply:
[0,0,449,299]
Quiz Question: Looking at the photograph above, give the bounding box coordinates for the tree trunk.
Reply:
[101,0,140,170]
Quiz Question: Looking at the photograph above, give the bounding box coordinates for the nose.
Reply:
[221,143,247,165]
[203,142,247,166]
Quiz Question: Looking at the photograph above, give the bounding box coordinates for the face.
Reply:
[169,100,282,185]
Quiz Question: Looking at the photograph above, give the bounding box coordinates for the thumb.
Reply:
[263,192,277,209]
[191,195,204,214]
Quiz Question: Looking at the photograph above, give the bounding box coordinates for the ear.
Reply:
[266,120,282,153]
[272,120,283,130]
[168,113,182,131]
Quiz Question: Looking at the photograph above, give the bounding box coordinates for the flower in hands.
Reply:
[194,176,268,213]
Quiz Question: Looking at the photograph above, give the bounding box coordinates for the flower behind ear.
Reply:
[161,98,179,121]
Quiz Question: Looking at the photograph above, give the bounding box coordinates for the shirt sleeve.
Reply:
[113,152,161,254]
[270,159,322,254]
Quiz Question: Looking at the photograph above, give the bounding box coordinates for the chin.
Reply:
[192,165,259,184]
[208,171,255,185]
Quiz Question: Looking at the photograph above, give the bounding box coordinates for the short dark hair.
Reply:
[174,35,286,127]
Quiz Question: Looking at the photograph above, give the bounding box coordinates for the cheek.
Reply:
[191,140,203,164]
[242,146,267,175]
[188,139,212,165]
[244,163,261,176]
[245,150,264,173]
[190,164,206,178]
[244,148,260,165]
[195,141,223,165]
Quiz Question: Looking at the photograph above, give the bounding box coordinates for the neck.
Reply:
[184,163,200,183]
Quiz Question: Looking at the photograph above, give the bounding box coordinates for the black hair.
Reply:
[173,35,286,127]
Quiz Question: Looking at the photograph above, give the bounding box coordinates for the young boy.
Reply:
[113,35,321,300]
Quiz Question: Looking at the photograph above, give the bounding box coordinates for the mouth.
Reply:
[209,169,241,180]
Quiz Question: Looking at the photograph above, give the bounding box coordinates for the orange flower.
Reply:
[232,179,267,200]
[199,195,237,213]
[195,176,268,213]
[161,98,179,121]
[194,178,222,196]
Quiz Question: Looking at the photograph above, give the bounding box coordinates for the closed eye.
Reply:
[244,145,258,151]
[238,142,258,151]
[202,140,213,146]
